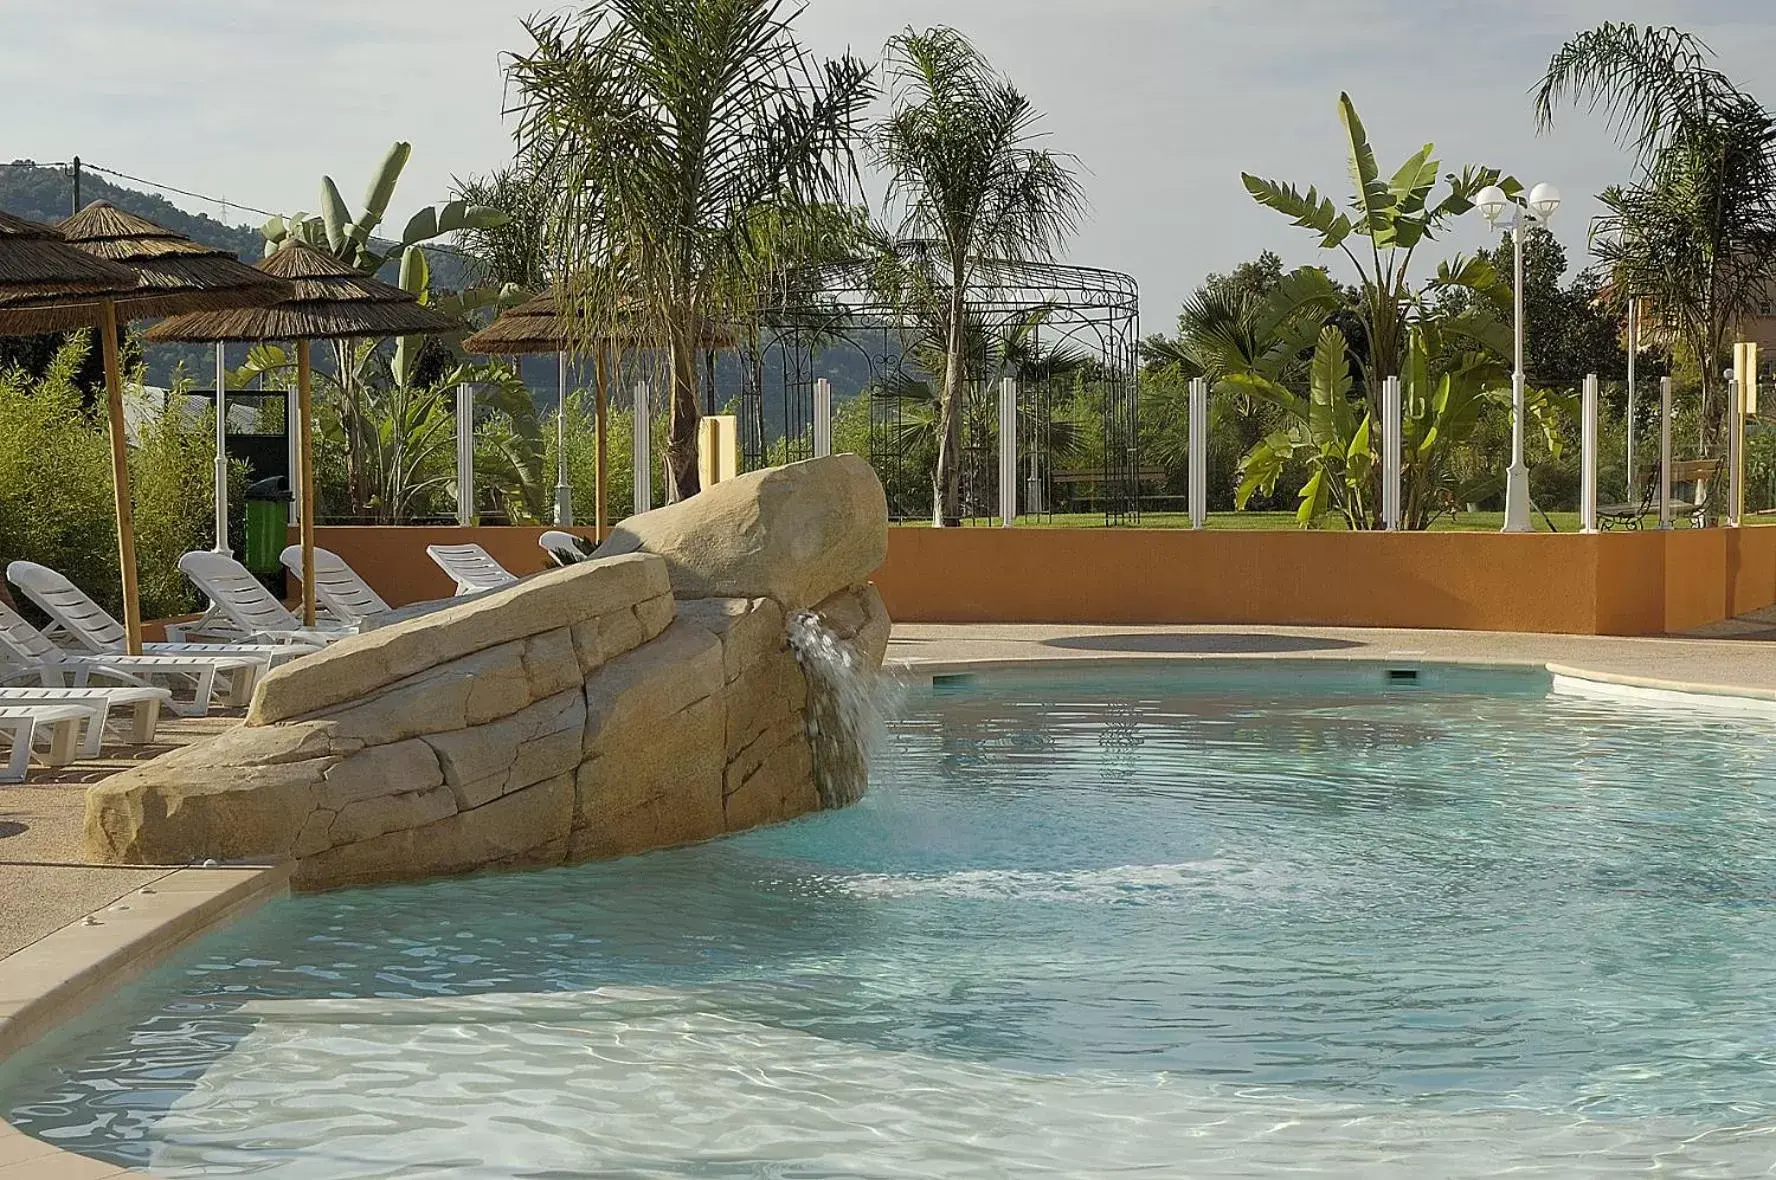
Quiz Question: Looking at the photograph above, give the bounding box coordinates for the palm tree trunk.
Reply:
[932,283,966,527]
[667,329,701,501]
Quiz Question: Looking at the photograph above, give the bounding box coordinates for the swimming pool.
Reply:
[6,662,1776,1177]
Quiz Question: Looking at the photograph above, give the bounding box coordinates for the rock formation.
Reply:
[85,457,891,890]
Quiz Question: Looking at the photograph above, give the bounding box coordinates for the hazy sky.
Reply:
[4,0,1773,332]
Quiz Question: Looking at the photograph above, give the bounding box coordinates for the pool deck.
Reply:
[3,620,1776,1176]
[889,622,1776,697]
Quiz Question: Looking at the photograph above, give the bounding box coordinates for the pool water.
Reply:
[7,663,1776,1177]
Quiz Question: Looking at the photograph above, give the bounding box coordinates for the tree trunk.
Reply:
[666,329,701,501]
[932,284,966,527]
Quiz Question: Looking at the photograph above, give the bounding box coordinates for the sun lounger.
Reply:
[277,546,391,625]
[426,544,519,596]
[6,560,315,668]
[0,685,171,755]
[0,601,261,716]
[174,551,354,646]
[0,703,95,782]
[538,530,593,566]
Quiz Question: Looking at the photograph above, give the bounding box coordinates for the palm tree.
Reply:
[872,26,1086,526]
[506,0,873,500]
[1535,23,1776,450]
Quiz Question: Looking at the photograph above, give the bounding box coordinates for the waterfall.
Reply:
[787,610,884,809]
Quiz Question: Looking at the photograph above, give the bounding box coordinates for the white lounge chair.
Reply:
[426,544,519,596]
[0,601,261,717]
[0,703,94,782]
[538,530,593,566]
[0,685,171,756]
[7,561,315,669]
[173,551,354,646]
[277,546,391,625]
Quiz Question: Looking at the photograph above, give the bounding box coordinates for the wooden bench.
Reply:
[1599,458,1721,529]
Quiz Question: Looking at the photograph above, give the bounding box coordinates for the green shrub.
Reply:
[0,336,118,617]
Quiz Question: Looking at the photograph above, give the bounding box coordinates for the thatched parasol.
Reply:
[0,204,293,655]
[0,210,137,303]
[0,202,293,333]
[462,291,736,538]
[148,243,459,627]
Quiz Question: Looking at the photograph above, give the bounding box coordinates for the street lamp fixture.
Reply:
[1478,181,1561,533]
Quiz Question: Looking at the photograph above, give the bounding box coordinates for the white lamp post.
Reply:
[1477,181,1561,533]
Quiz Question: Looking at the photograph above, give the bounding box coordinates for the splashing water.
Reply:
[786,609,884,809]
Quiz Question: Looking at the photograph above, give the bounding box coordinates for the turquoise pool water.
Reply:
[6,663,1776,1177]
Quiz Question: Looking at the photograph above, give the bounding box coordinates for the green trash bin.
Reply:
[243,477,292,575]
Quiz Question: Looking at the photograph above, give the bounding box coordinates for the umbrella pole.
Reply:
[100,301,144,656]
[297,339,317,628]
[595,344,609,541]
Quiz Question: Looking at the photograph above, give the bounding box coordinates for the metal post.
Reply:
[70,156,80,216]
[1659,376,1673,530]
[999,377,1017,528]
[1382,375,1402,530]
[455,381,474,526]
[213,344,229,552]
[1727,372,1743,528]
[554,352,573,526]
[1625,298,1638,499]
[1188,377,1208,529]
[813,377,832,459]
[1503,216,1533,533]
[1581,373,1599,533]
[633,380,652,517]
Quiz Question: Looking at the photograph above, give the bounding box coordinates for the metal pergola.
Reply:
[738,244,1142,524]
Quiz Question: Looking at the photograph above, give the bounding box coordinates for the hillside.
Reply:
[0,160,903,428]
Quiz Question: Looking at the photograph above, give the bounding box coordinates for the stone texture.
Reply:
[812,583,892,670]
[426,689,586,811]
[595,456,887,610]
[572,694,726,861]
[250,554,669,724]
[85,755,329,865]
[84,457,894,890]
[292,772,575,890]
[724,722,818,834]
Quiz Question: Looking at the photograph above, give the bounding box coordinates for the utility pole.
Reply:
[70,157,81,216]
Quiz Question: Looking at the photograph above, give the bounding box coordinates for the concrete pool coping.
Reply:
[0,862,289,1177]
[4,620,1775,1174]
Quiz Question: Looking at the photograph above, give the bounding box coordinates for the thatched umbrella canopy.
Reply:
[0,204,294,654]
[0,202,293,333]
[462,291,736,538]
[0,210,137,304]
[148,243,460,627]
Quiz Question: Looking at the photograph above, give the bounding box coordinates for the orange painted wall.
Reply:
[296,523,1776,637]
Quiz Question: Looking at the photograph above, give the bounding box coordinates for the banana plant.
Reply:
[1228,322,1573,529]
[261,142,509,274]
[1241,93,1518,398]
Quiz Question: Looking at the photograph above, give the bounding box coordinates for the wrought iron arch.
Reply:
[739,242,1142,524]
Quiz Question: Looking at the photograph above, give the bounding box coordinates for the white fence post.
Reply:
[1728,372,1743,528]
[554,352,573,526]
[1659,376,1673,530]
[1188,377,1207,529]
[813,377,832,459]
[1580,373,1599,533]
[633,380,652,517]
[1382,375,1402,530]
[455,382,475,526]
[213,344,229,552]
[1000,377,1018,528]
